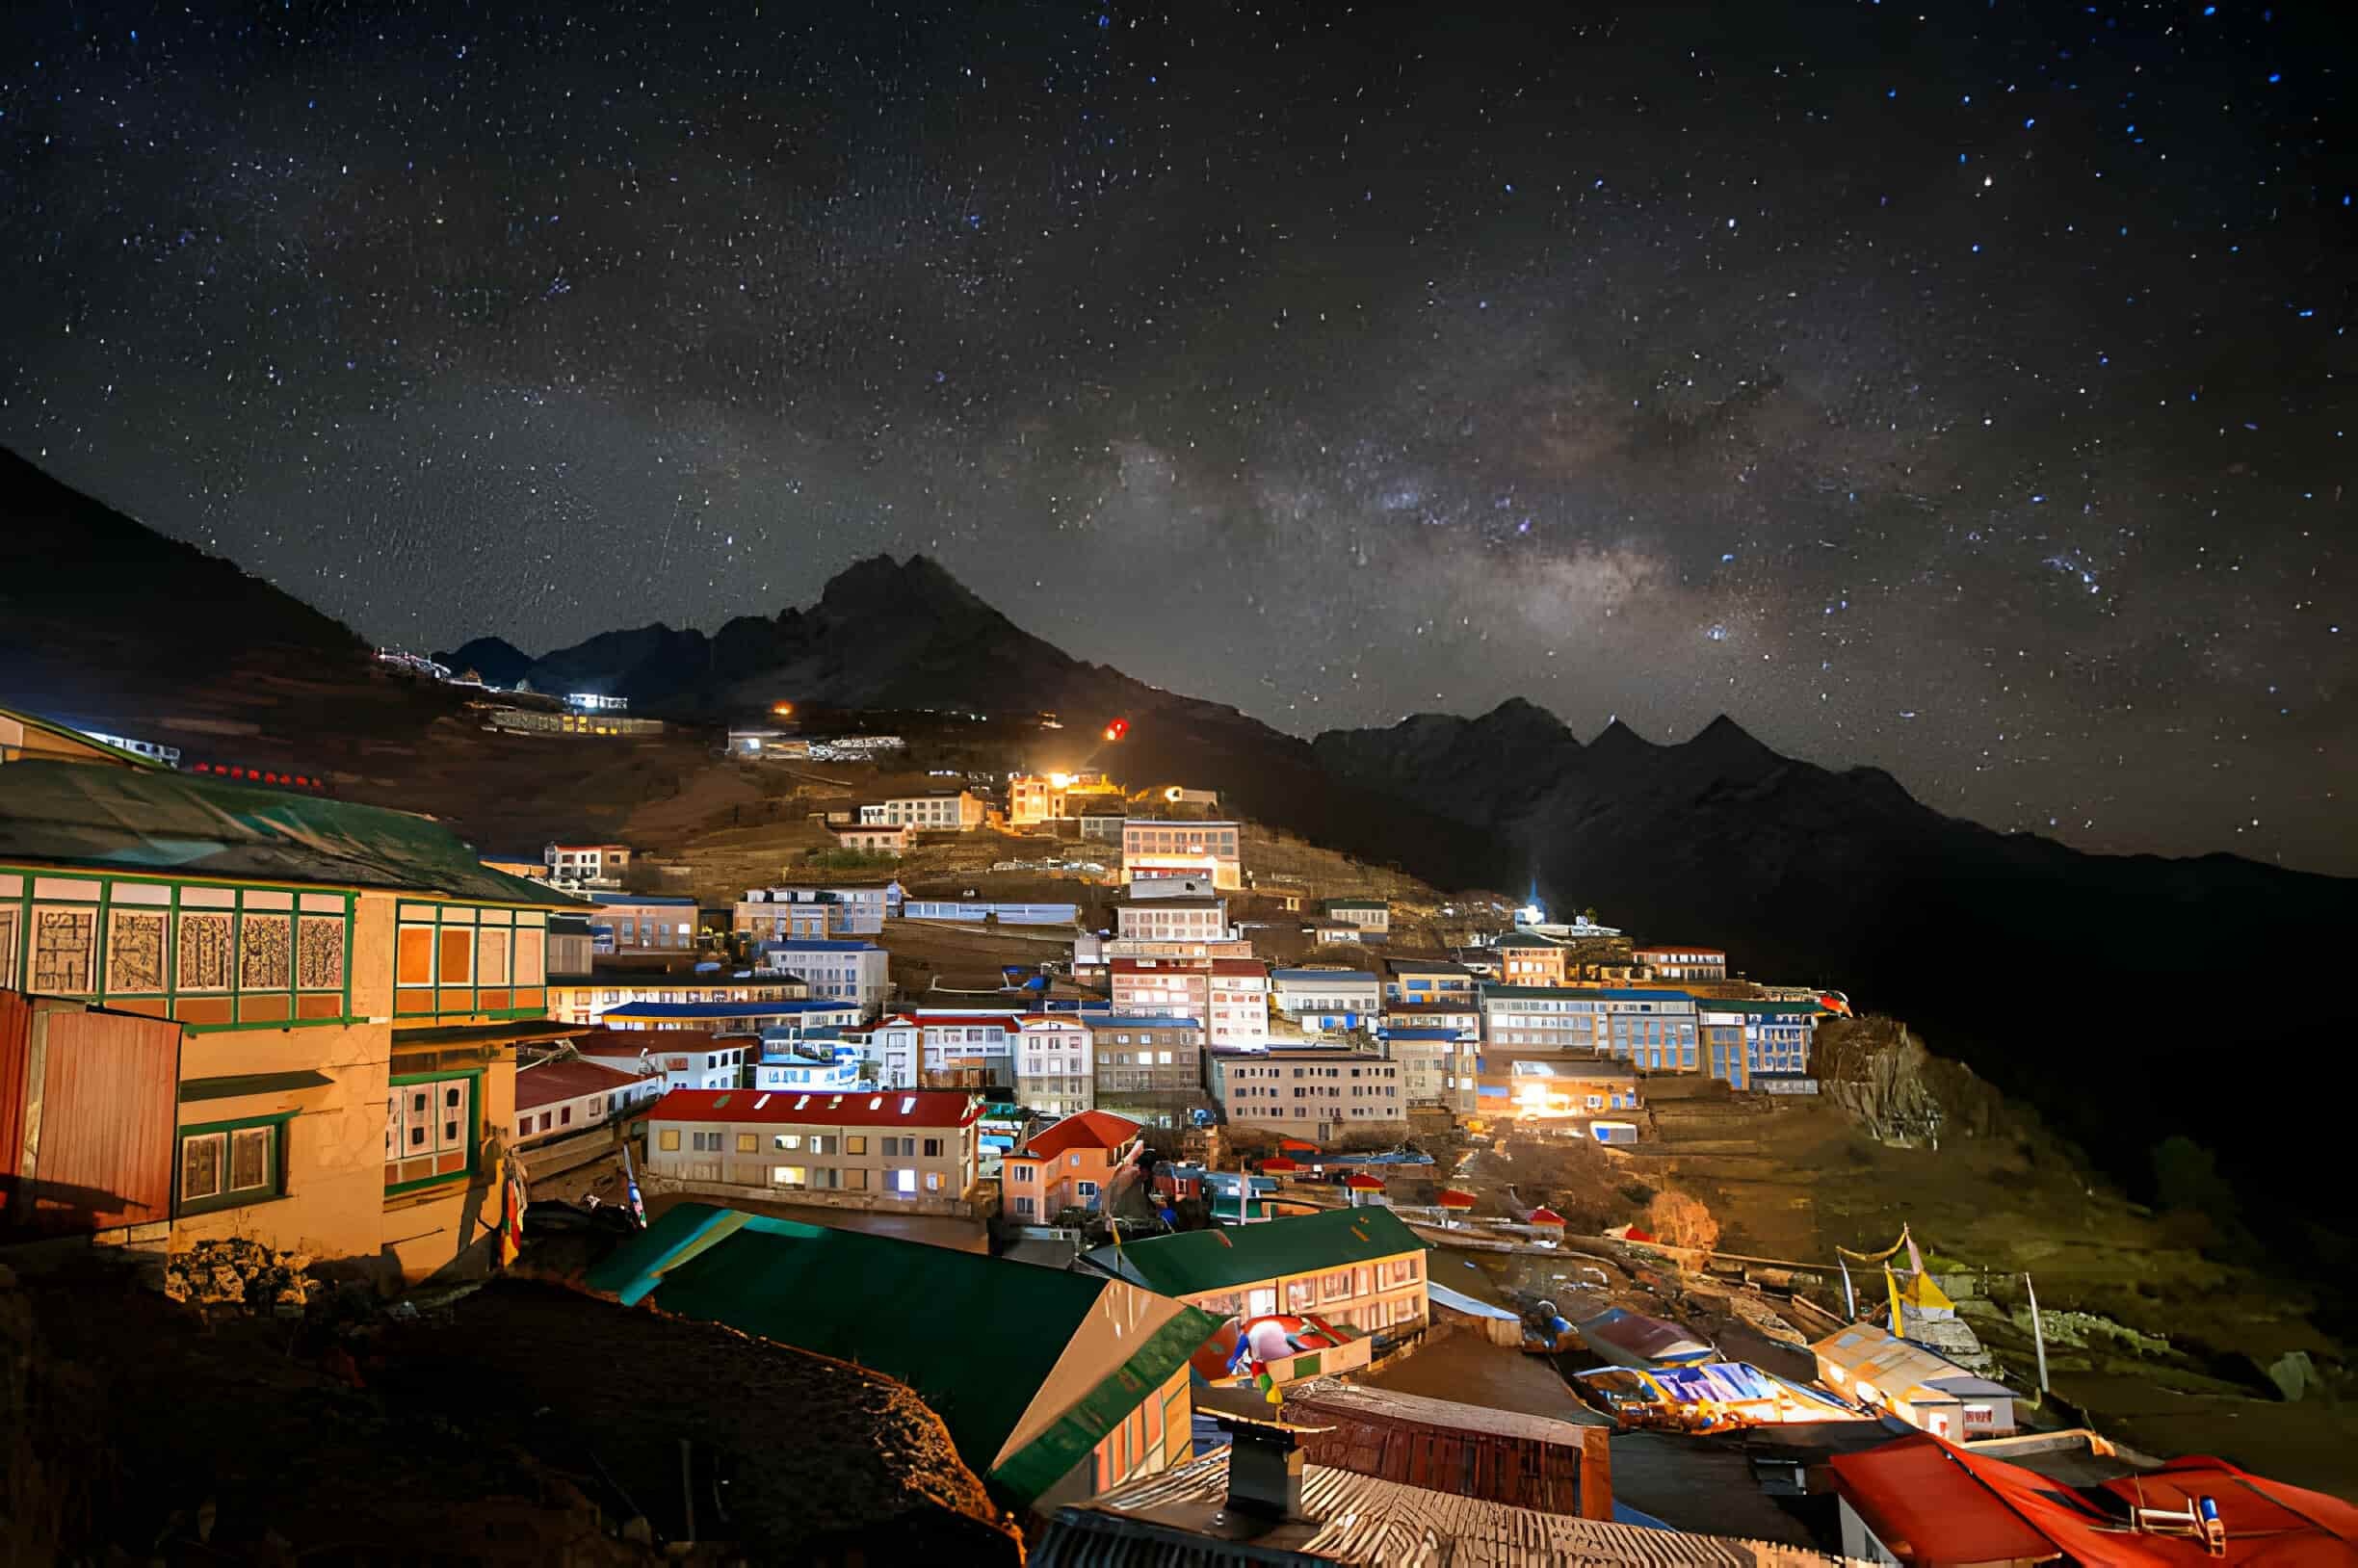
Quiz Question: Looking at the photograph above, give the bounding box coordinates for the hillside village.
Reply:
[7,682,2355,1565]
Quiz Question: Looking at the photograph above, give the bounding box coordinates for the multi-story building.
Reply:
[1079,1011,1206,1126]
[0,709,578,1279]
[1597,989,1700,1071]
[594,997,862,1035]
[858,791,985,830]
[1376,1026,1479,1112]
[1381,955,1476,1005]
[1114,896,1230,944]
[869,1007,1068,1092]
[1123,875,1221,902]
[754,938,891,1018]
[1697,997,1821,1087]
[1084,1206,1431,1367]
[1111,955,1211,1023]
[1009,771,1121,826]
[1001,1108,1141,1219]
[1490,930,1570,986]
[1321,899,1391,936]
[1480,1051,1642,1119]
[546,913,595,976]
[1121,820,1243,890]
[734,882,902,938]
[1269,969,1380,1035]
[584,891,702,954]
[544,842,632,891]
[1207,957,1270,1049]
[545,970,812,1027]
[1635,946,1728,982]
[642,1086,982,1205]
[1208,1046,1405,1141]
[1382,999,1481,1033]
[512,1058,667,1145]
[1480,984,1607,1053]
[1012,1013,1095,1118]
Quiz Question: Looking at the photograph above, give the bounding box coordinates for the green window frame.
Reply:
[0,868,354,1032]
[175,1112,292,1215]
[394,902,549,1020]
[385,1066,484,1194]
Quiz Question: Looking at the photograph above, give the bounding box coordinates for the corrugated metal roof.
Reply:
[1087,1206,1425,1297]
[0,756,581,907]
[1038,1450,1849,1566]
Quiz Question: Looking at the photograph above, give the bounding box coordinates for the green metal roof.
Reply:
[586,1203,1219,1503]
[0,705,164,770]
[0,758,582,908]
[1087,1206,1427,1298]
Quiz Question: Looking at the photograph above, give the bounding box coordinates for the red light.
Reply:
[1104,718,1129,742]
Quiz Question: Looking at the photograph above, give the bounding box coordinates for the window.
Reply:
[773,1134,802,1151]
[177,1119,283,1214]
[660,1129,681,1151]
[844,1168,869,1190]
[773,1165,807,1188]
[385,1074,477,1190]
[891,1168,916,1194]
[31,906,96,994]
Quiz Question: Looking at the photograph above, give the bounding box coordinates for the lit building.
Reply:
[544,971,812,1027]
[642,1086,982,1204]
[1111,955,1211,1023]
[1083,1206,1431,1351]
[1208,1045,1404,1141]
[754,937,891,1018]
[1207,957,1271,1048]
[735,882,902,938]
[1320,899,1391,936]
[544,842,632,891]
[1270,969,1380,1035]
[1079,1012,1206,1126]
[1121,819,1243,890]
[512,1057,666,1144]
[1490,930,1570,986]
[1001,1108,1141,1219]
[1012,1014,1095,1118]
[1634,946,1728,982]
[858,791,986,830]
[1114,896,1230,944]
[584,891,701,953]
[0,708,576,1279]
[1009,771,1121,826]
[1698,997,1821,1088]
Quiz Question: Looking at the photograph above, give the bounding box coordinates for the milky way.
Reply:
[2,2,2349,870]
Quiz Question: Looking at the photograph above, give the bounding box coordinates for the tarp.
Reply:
[1574,1307,1716,1369]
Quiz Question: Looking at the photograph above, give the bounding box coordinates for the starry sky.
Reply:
[2,2,2350,871]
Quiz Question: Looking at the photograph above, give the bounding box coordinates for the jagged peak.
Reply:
[816,553,988,616]
[1588,716,1659,751]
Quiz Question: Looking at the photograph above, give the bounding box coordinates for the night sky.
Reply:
[2,3,2350,871]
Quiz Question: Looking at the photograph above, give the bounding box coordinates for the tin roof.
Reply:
[1085,1206,1425,1297]
[514,1057,652,1111]
[1037,1449,1847,1566]
[586,1203,1221,1504]
[0,756,580,907]
[1011,1109,1143,1160]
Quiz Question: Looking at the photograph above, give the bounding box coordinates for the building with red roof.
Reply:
[511,1056,665,1146]
[642,1086,982,1209]
[1344,1172,1387,1207]
[1828,1430,2358,1565]
[1001,1108,1144,1222]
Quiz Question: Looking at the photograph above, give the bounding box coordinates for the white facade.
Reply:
[1013,1016,1095,1118]
[757,940,892,1018]
[512,1064,668,1144]
[1271,970,1382,1024]
[873,1010,1033,1089]
[1322,902,1392,933]
[1207,963,1270,1049]
[859,792,984,830]
[737,882,901,936]
[1214,1050,1405,1139]
[546,843,631,890]
[1121,820,1243,890]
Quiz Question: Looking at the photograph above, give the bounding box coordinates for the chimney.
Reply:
[1223,1419,1307,1521]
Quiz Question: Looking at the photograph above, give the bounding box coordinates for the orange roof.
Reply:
[1829,1431,2358,1565]
[1526,1207,1567,1226]
[1345,1173,1386,1191]
[1436,1189,1478,1209]
[1280,1138,1321,1152]
[1012,1108,1143,1160]
[645,1087,981,1129]
[1260,1157,1301,1174]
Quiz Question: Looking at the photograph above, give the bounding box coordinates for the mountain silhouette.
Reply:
[1313,704,2358,1247]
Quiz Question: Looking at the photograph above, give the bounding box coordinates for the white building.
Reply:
[1114,896,1229,943]
[1209,1047,1405,1141]
[871,1008,1041,1091]
[572,1035,756,1092]
[585,891,700,953]
[1321,899,1392,935]
[512,1057,668,1144]
[858,791,985,830]
[736,882,902,938]
[545,842,632,890]
[1270,969,1381,1034]
[756,938,892,1018]
[831,822,912,856]
[1121,875,1220,901]
[1207,958,1270,1049]
[752,1043,866,1094]
[1012,1015,1095,1118]
[1121,820,1243,890]
[1634,946,1729,981]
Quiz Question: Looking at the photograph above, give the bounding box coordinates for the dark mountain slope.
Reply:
[432,637,534,688]
[1313,708,2358,1250]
